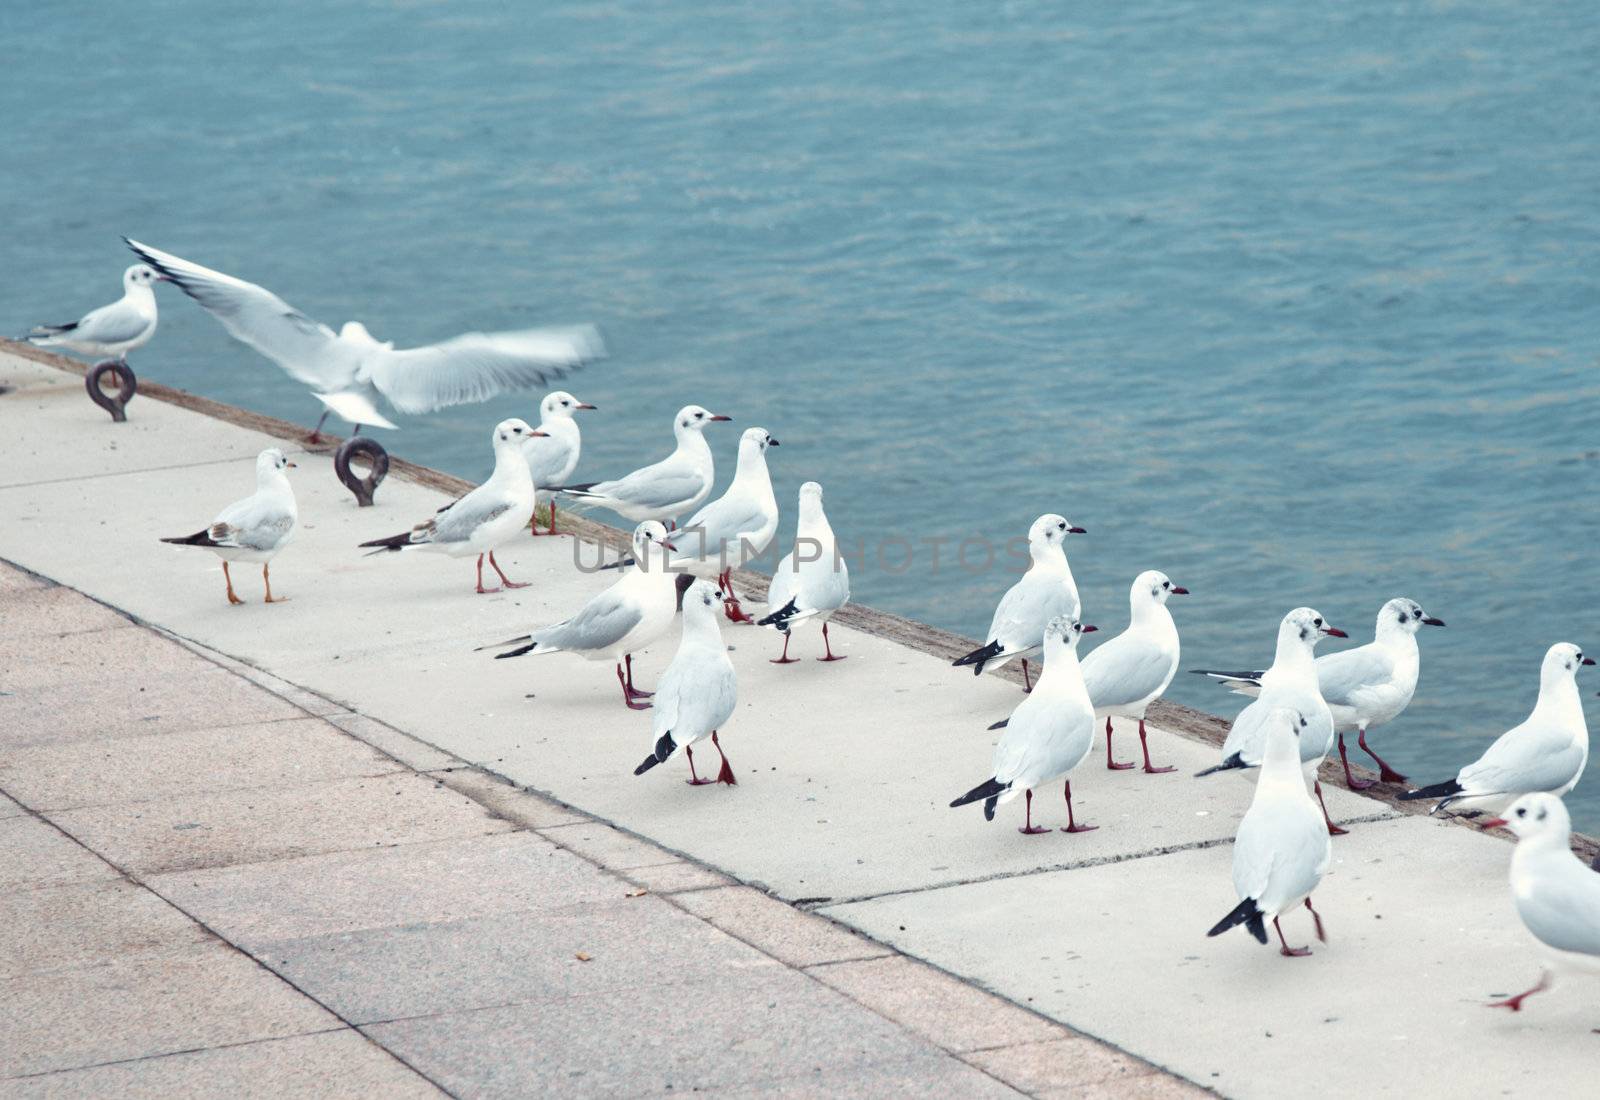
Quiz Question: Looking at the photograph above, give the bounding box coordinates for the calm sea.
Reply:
[5,2,1598,826]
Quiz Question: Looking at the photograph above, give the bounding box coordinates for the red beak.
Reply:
[1324,627,1348,638]
[1170,586,1189,595]
[708,414,733,422]
[1067,526,1087,535]
[576,403,598,410]
[1479,818,1508,831]
[1081,624,1098,633]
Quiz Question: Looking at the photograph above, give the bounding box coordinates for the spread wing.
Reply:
[1080,633,1175,711]
[359,326,605,416]
[125,238,342,388]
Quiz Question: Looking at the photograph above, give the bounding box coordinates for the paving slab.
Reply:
[0,940,338,1078]
[823,814,1587,1098]
[0,814,119,892]
[0,878,209,978]
[46,770,514,875]
[0,582,132,637]
[673,886,894,968]
[0,1029,444,1100]
[0,717,403,811]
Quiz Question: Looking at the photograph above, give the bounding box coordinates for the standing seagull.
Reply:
[950,617,1100,834]
[557,405,731,527]
[23,264,165,363]
[1477,793,1600,1011]
[669,427,780,622]
[1081,570,1188,774]
[359,418,541,593]
[1194,608,1350,835]
[952,514,1085,692]
[161,448,298,605]
[1200,597,1444,790]
[1399,643,1592,815]
[758,481,851,663]
[523,390,597,535]
[124,238,604,439]
[634,580,739,785]
[483,522,682,709]
[1207,708,1333,957]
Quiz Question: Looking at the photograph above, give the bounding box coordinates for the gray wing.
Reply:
[677,497,770,556]
[1080,634,1174,710]
[125,238,342,388]
[654,651,737,742]
[1519,859,1600,956]
[211,493,294,551]
[1220,697,1270,763]
[1235,799,1329,909]
[71,298,152,346]
[588,460,707,512]
[765,552,798,614]
[987,572,1077,650]
[428,486,514,544]
[1314,645,1396,708]
[1460,720,1586,796]
[535,584,644,652]
[360,326,605,416]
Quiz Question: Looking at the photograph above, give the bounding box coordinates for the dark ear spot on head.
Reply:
[1398,611,1409,624]
[1536,807,1548,821]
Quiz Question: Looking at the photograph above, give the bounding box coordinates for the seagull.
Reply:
[1399,643,1592,815]
[160,448,298,605]
[1194,608,1350,835]
[23,264,166,363]
[123,238,604,440]
[634,580,739,785]
[668,427,780,622]
[483,522,683,710]
[1081,570,1187,774]
[950,616,1100,834]
[523,390,597,535]
[1199,598,1445,790]
[952,514,1085,692]
[758,481,851,663]
[358,418,541,593]
[556,405,731,527]
[1206,707,1333,957]
[1477,793,1600,1011]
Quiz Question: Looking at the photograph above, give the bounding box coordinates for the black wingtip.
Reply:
[1207,898,1267,943]
[756,598,800,629]
[160,529,219,548]
[986,718,1009,731]
[951,776,1008,809]
[357,531,411,553]
[633,753,661,776]
[952,640,1002,674]
[1398,778,1463,802]
[1194,752,1247,778]
[494,641,539,660]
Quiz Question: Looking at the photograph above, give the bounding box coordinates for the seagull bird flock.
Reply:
[23,264,165,363]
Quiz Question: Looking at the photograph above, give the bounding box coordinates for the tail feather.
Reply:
[987,718,1009,731]
[635,731,677,775]
[475,634,532,653]
[358,530,415,555]
[757,598,800,630]
[553,483,601,497]
[1398,778,1463,802]
[494,641,541,660]
[1195,752,1248,778]
[1207,898,1268,944]
[951,776,1008,810]
[24,321,77,341]
[953,640,1003,675]
[161,529,222,548]
[1190,668,1266,690]
[983,794,1000,821]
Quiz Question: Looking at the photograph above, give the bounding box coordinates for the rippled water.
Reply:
[5,2,1598,827]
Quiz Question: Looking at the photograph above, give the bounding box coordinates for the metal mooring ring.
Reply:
[334,436,390,507]
[85,361,137,422]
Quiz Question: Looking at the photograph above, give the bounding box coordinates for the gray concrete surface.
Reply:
[1,344,1586,1097]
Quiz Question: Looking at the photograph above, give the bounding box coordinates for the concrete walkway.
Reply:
[0,344,1591,1097]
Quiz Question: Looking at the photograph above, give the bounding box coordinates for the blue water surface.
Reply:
[4,2,1598,826]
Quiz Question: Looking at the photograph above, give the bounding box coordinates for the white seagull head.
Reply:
[632,520,676,558]
[1379,597,1445,636]
[739,427,780,456]
[493,418,544,448]
[1482,792,1572,843]
[1043,614,1096,652]
[255,447,297,479]
[1030,513,1086,549]
[681,578,721,618]
[1135,569,1188,605]
[674,405,733,436]
[1281,607,1346,648]
[124,264,166,289]
[1542,642,1594,683]
[541,391,597,420]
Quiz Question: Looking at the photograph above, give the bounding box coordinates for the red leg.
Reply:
[1138,719,1175,774]
[1274,916,1312,957]
[721,571,754,623]
[617,662,652,711]
[1304,897,1327,943]
[222,561,245,605]
[475,554,498,594]
[488,551,530,589]
[771,632,798,664]
[817,622,845,661]
[1337,731,1375,790]
[1358,729,1408,784]
[547,499,559,536]
[712,730,737,785]
[1488,971,1552,1011]
[1314,781,1349,836]
[1060,779,1097,833]
[685,744,714,785]
[624,653,654,699]
[1018,789,1049,835]
[1021,659,1032,693]
[262,563,288,604]
[1106,717,1134,770]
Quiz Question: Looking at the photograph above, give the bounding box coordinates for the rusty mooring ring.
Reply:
[334,436,390,507]
[85,360,137,422]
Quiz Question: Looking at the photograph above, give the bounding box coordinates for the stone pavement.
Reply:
[0,562,1197,1097]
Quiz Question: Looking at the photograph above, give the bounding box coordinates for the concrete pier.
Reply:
[0,343,1589,1097]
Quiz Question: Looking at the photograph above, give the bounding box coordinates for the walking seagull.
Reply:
[952,514,1085,692]
[1207,708,1333,957]
[161,448,298,605]
[1197,597,1444,789]
[951,617,1100,834]
[557,405,731,527]
[483,522,683,710]
[523,391,597,535]
[1194,608,1351,835]
[1081,570,1187,774]
[23,264,166,363]
[634,580,739,785]
[359,418,540,593]
[1477,793,1600,1011]
[668,427,780,622]
[124,238,604,439]
[758,481,851,663]
[1399,643,1592,815]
